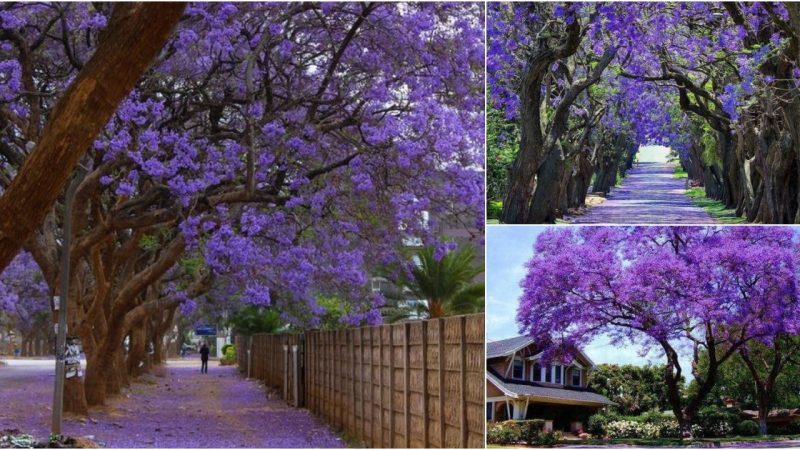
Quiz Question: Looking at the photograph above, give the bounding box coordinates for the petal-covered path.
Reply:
[0,359,345,448]
[567,162,718,224]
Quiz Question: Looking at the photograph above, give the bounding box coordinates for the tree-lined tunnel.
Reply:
[487,2,800,224]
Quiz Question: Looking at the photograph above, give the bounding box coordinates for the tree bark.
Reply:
[0,2,185,271]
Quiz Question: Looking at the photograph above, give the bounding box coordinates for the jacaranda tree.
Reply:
[518,226,800,438]
[0,2,484,413]
[489,2,800,223]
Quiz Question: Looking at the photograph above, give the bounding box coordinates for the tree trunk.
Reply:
[527,145,566,223]
[0,3,186,271]
[63,376,88,415]
[127,325,147,377]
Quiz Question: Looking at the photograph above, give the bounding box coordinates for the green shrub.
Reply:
[220,346,237,366]
[735,420,759,436]
[487,201,503,220]
[221,343,234,355]
[696,406,736,437]
[532,431,562,447]
[486,420,545,445]
[606,420,660,439]
[518,420,545,445]
[639,410,669,425]
[486,422,519,445]
[587,413,619,437]
[767,421,800,435]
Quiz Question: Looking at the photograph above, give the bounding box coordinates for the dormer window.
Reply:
[512,358,524,380]
[572,368,582,386]
[554,365,562,384]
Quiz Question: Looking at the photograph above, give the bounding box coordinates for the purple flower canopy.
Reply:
[518,227,800,362]
[488,2,798,159]
[0,3,485,327]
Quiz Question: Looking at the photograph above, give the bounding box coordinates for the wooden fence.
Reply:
[235,314,485,448]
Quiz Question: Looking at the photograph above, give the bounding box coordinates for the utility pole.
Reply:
[51,171,84,436]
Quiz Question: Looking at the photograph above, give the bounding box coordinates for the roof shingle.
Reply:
[487,336,535,358]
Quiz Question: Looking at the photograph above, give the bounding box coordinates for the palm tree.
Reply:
[383,243,484,321]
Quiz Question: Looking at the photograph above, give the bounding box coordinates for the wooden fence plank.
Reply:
[238,314,484,449]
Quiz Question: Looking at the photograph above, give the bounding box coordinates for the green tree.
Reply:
[589,364,678,415]
[387,243,484,320]
[226,306,282,336]
[486,104,519,210]
[689,340,800,434]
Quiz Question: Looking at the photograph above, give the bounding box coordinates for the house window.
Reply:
[512,358,524,380]
[532,363,542,382]
[554,365,562,384]
[572,369,581,386]
[545,364,552,383]
[487,402,494,421]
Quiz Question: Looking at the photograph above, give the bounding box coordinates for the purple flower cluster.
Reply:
[518,227,800,362]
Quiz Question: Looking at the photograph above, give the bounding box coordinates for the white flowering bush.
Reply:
[702,421,733,438]
[659,421,704,438]
[606,421,660,439]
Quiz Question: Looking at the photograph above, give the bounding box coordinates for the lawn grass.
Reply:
[673,165,688,179]
[685,187,747,224]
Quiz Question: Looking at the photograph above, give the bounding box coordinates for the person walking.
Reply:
[200,342,210,374]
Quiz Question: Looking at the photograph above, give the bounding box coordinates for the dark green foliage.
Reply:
[226,306,281,336]
[735,420,759,436]
[531,430,562,446]
[767,421,800,435]
[487,200,503,220]
[220,343,234,355]
[691,344,800,410]
[587,412,619,437]
[695,405,738,437]
[589,364,677,415]
[384,243,484,321]
[220,346,236,365]
[486,422,518,445]
[486,105,518,204]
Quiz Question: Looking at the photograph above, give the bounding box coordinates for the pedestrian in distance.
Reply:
[200,342,210,374]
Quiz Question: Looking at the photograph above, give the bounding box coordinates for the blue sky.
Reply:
[486,226,674,367]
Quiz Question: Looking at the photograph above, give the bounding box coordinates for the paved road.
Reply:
[568,162,717,224]
[0,359,344,448]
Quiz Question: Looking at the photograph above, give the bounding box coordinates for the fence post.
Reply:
[404,322,411,448]
[292,344,299,407]
[389,325,396,447]
[438,318,446,448]
[378,326,384,448]
[460,315,468,448]
[283,343,289,403]
[421,320,429,448]
[247,336,252,379]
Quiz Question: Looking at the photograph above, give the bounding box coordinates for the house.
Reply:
[742,409,800,426]
[486,335,615,433]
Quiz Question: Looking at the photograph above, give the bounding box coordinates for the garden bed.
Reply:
[489,434,800,448]
[0,430,98,449]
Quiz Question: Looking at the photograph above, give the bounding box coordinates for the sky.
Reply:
[486,226,684,368]
[636,144,671,163]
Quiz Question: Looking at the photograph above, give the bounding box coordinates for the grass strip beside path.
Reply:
[685,187,747,224]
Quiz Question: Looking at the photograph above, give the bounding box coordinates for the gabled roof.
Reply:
[487,336,535,358]
[487,370,616,406]
[487,335,597,369]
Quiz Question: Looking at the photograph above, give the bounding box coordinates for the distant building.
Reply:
[486,335,614,433]
[741,409,800,426]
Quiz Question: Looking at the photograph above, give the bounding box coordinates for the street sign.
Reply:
[195,325,217,336]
